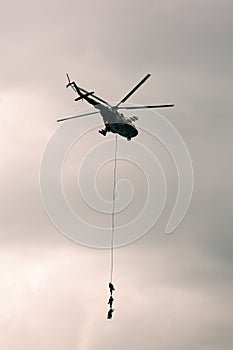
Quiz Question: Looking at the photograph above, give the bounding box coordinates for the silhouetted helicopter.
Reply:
[57,73,174,141]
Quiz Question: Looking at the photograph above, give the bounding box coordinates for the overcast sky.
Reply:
[1,0,233,349]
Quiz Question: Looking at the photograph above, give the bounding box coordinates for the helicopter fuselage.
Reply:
[95,104,138,140]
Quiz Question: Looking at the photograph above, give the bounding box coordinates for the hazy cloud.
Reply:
[1,0,233,349]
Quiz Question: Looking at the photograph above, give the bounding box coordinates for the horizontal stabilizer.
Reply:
[75,91,95,101]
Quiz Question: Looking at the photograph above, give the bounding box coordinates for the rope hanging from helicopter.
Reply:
[110,134,118,284]
[106,134,118,320]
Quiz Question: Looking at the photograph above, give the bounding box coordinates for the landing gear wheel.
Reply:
[99,129,107,136]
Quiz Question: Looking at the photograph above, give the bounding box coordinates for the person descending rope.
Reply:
[108,295,114,309]
[107,308,115,320]
[109,282,115,295]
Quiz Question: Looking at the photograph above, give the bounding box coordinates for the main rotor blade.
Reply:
[57,111,100,122]
[118,104,175,110]
[116,73,151,107]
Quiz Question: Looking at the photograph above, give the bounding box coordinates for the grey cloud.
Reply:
[1,0,233,348]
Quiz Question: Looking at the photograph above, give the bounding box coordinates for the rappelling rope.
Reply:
[110,134,118,283]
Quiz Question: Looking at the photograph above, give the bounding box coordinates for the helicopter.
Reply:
[57,73,174,141]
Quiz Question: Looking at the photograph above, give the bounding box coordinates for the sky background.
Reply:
[1,0,233,349]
